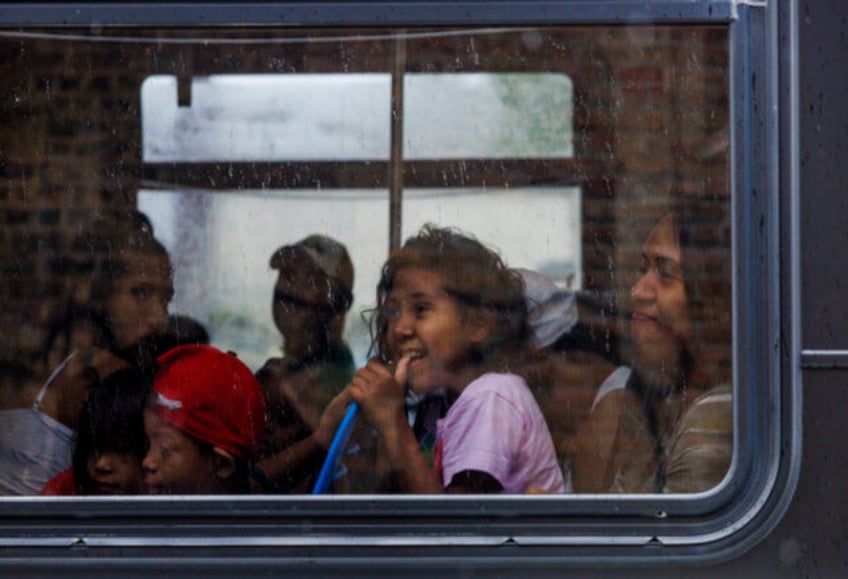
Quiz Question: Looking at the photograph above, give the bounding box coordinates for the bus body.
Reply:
[0,1,845,576]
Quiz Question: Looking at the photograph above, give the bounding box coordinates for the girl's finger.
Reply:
[394,355,411,389]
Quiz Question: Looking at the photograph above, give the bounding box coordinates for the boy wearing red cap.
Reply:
[143,345,266,494]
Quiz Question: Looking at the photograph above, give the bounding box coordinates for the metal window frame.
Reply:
[0,0,800,572]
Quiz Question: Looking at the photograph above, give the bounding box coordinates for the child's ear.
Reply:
[211,447,236,481]
[468,306,496,345]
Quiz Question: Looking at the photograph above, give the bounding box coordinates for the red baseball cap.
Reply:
[151,345,266,460]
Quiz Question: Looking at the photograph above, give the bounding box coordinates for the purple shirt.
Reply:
[436,372,565,493]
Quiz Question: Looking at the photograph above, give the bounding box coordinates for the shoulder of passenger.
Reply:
[691,383,732,406]
[679,383,733,429]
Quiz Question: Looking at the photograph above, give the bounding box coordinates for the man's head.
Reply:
[52,211,174,373]
[270,235,354,357]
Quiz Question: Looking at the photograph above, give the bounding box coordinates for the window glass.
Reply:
[139,71,577,367]
[404,73,573,159]
[142,74,393,162]
[141,72,573,161]
[0,26,730,499]
[137,188,389,370]
[401,186,581,285]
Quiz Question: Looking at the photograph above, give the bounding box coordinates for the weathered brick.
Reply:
[38,209,62,226]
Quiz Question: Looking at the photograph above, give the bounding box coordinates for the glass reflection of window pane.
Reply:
[139,188,389,370]
[141,74,392,162]
[141,73,573,162]
[405,73,573,159]
[402,187,581,289]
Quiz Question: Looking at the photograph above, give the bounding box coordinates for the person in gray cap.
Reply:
[256,235,356,491]
[517,268,579,350]
[516,268,624,492]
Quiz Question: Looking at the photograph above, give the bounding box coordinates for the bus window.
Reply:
[0,0,818,570]
[0,26,733,494]
[0,24,733,501]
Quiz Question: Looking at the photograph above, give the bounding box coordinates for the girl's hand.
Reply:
[350,357,411,434]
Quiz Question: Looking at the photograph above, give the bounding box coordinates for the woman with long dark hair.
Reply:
[571,200,733,493]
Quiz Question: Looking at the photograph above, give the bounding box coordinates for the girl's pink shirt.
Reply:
[435,372,565,494]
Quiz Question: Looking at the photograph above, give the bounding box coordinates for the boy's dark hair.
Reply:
[72,366,150,494]
[371,224,532,369]
[153,314,210,357]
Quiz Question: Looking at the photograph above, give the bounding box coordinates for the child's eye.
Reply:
[413,303,431,317]
[131,285,151,300]
[381,305,400,321]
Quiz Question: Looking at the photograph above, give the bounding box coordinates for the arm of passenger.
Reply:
[255,385,354,492]
[663,388,733,493]
[376,411,445,493]
[350,358,445,494]
[568,387,627,493]
[254,434,326,492]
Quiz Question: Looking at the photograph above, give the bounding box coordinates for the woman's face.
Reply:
[630,215,692,386]
[107,251,173,352]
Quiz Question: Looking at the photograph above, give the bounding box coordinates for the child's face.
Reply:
[142,409,218,494]
[85,451,144,495]
[107,251,173,352]
[384,267,483,394]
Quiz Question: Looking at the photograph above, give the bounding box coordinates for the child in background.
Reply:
[350,225,564,494]
[40,366,149,495]
[142,345,266,494]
